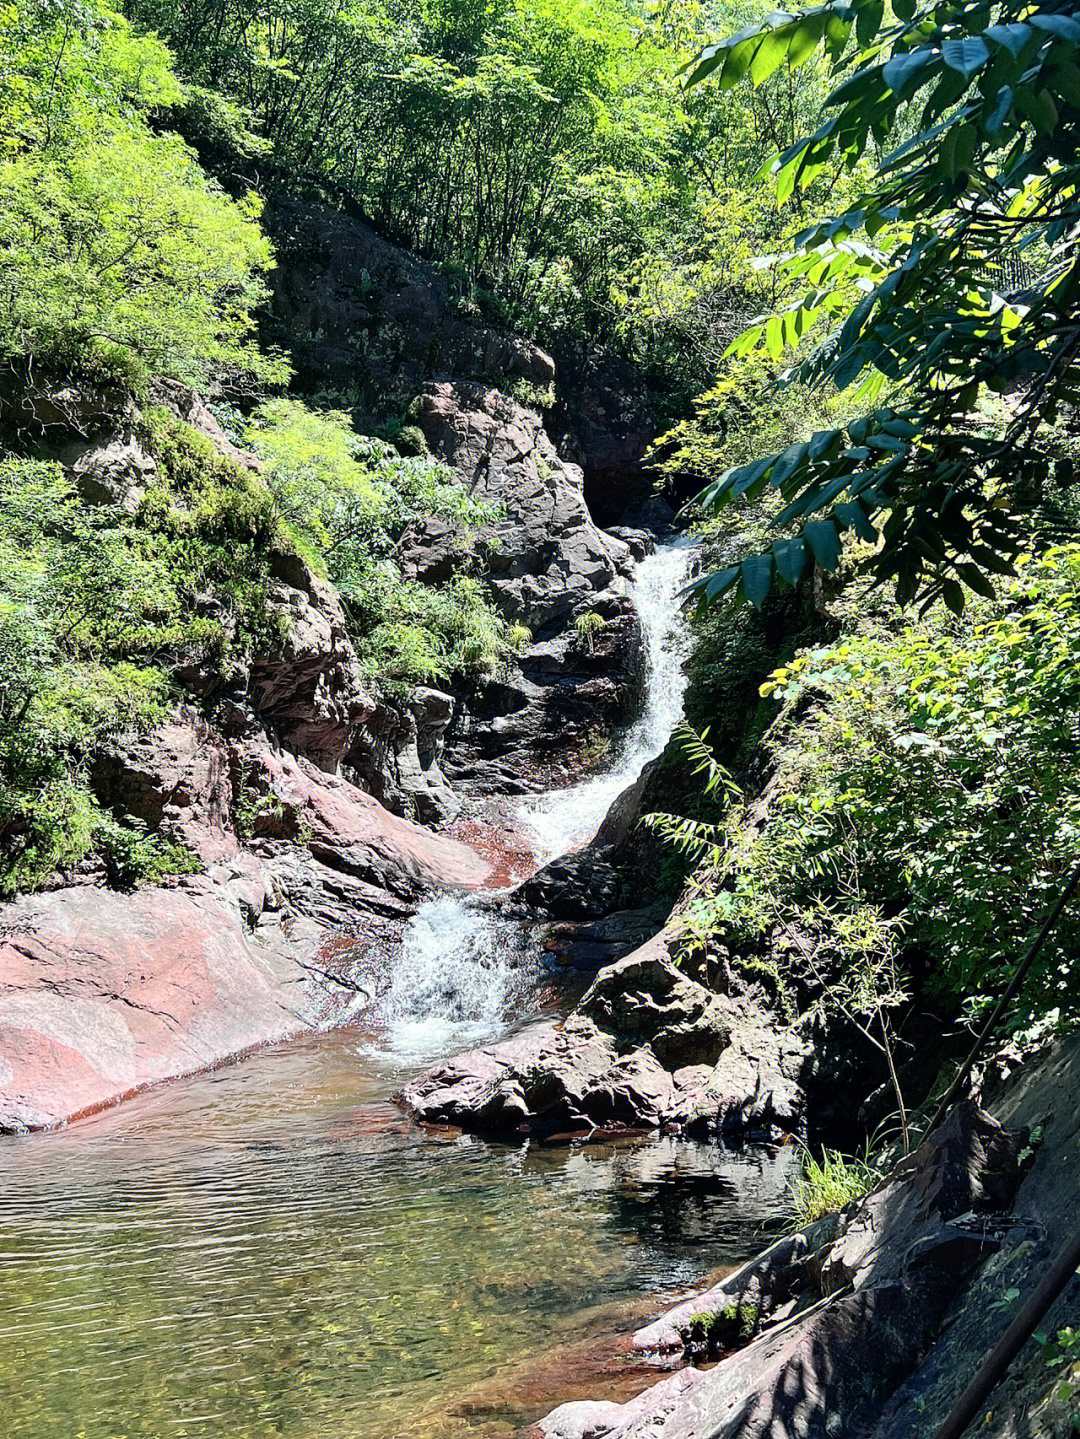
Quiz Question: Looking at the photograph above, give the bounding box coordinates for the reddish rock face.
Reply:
[1,730,494,1134]
[241,745,493,894]
[0,879,347,1133]
[91,707,238,864]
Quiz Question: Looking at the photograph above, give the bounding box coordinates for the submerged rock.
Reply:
[400,936,808,1141]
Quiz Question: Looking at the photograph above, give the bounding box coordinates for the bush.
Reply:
[0,457,195,894]
[245,402,516,685]
[655,547,1080,1040]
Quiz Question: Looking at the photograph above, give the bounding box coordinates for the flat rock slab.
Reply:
[0,736,495,1133]
[0,879,343,1132]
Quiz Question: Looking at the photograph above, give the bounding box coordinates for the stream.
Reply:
[0,540,796,1439]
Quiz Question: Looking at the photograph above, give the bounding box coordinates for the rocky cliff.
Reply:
[0,204,659,1132]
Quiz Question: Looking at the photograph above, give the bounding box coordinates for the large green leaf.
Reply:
[742,553,775,608]
[942,37,990,79]
[803,520,842,571]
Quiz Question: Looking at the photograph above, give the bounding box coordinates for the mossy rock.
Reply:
[394,424,429,458]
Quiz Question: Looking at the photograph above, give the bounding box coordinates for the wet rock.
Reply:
[532,1101,1032,1439]
[606,527,655,561]
[401,935,808,1140]
[521,755,666,920]
[522,851,623,921]
[444,603,644,795]
[542,904,671,974]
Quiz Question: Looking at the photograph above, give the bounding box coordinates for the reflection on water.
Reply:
[0,1028,795,1439]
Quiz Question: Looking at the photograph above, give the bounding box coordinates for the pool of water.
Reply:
[0,1028,795,1439]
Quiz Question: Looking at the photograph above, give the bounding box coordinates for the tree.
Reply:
[687,0,1080,611]
[0,0,284,390]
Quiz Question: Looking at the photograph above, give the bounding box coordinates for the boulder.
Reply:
[577,944,732,1068]
[150,378,262,471]
[251,565,376,770]
[237,743,492,895]
[542,904,672,974]
[443,601,644,796]
[400,935,808,1140]
[521,756,664,920]
[56,425,157,510]
[0,714,495,1131]
[90,706,237,864]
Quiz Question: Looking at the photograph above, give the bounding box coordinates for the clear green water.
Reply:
[0,1027,795,1439]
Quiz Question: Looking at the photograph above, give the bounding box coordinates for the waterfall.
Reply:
[516,537,696,864]
[377,896,531,1060]
[375,537,696,1058]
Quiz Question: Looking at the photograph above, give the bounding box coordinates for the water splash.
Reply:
[377,895,532,1061]
[517,537,696,864]
[377,537,696,1060]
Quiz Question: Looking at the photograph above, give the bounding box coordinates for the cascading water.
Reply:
[517,537,697,863]
[376,537,697,1058]
[377,895,531,1060]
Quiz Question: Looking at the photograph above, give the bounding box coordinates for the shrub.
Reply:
[652,547,1080,1045]
[245,403,515,685]
[0,456,195,894]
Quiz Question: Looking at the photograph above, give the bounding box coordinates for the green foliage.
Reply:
[245,400,517,685]
[688,0,1080,608]
[573,610,608,652]
[1042,1324,1080,1426]
[791,1145,878,1226]
[121,0,838,393]
[137,409,288,661]
[0,0,284,390]
[657,547,1080,1039]
[0,456,194,894]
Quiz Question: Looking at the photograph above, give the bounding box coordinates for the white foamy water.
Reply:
[377,895,532,1060]
[517,537,696,864]
[377,537,696,1059]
